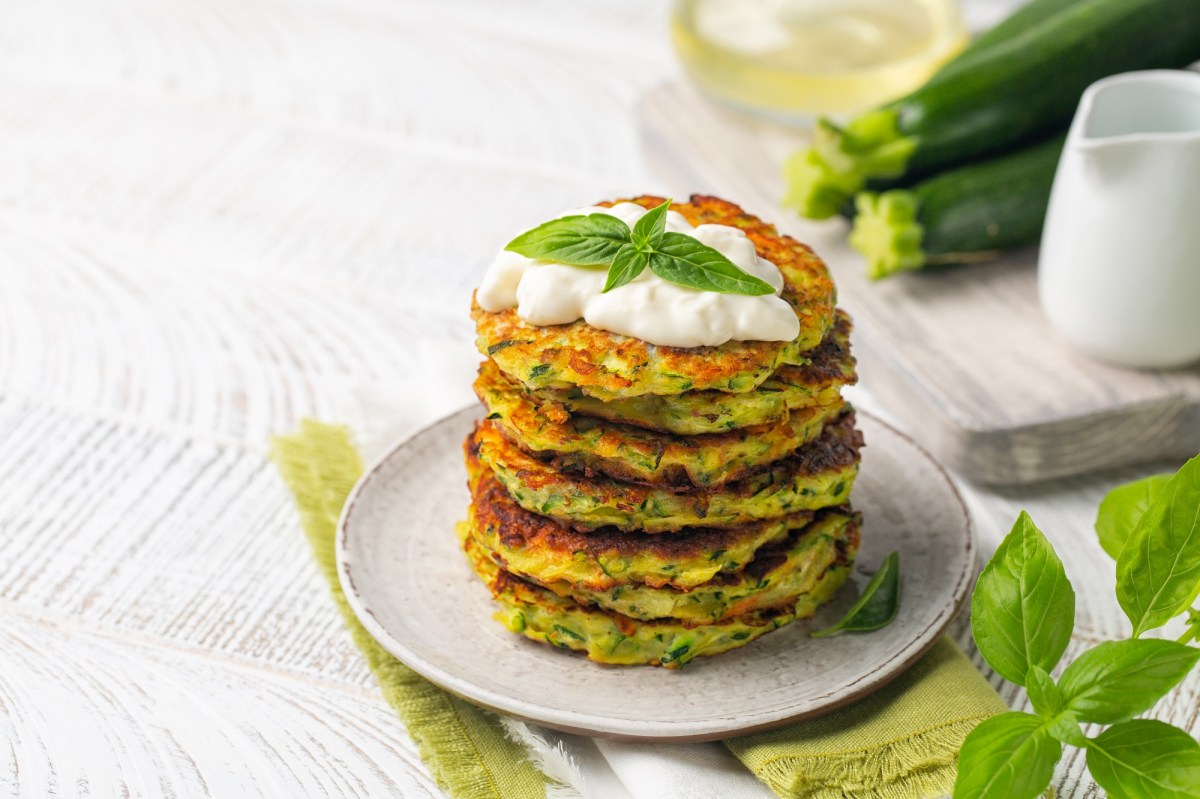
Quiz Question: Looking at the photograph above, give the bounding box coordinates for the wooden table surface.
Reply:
[1,1,1194,797]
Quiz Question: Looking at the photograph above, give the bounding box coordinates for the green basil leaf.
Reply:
[1117,454,1200,637]
[1046,710,1087,748]
[1025,665,1063,717]
[1024,667,1087,747]
[810,551,900,637]
[505,213,630,265]
[1087,719,1200,799]
[632,198,671,250]
[648,232,775,296]
[1185,607,1200,645]
[971,511,1076,686]
[1058,639,1200,724]
[1096,474,1173,560]
[952,712,1062,799]
[603,244,649,293]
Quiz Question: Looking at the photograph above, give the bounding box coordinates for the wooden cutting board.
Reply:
[639,82,1200,484]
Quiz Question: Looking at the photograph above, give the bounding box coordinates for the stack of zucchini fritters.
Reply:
[463,196,863,668]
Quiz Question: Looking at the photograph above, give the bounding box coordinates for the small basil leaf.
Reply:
[1058,639,1200,724]
[810,551,900,637]
[1023,669,1086,748]
[1046,710,1087,748]
[1025,665,1063,718]
[1117,454,1200,637]
[971,511,1076,686]
[1185,607,1200,645]
[1096,474,1172,560]
[505,213,630,265]
[632,198,671,250]
[603,245,649,293]
[952,712,1062,799]
[1086,719,1200,799]
[648,232,775,296]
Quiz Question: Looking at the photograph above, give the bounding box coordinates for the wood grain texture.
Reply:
[0,1,671,795]
[0,399,445,797]
[639,81,1200,485]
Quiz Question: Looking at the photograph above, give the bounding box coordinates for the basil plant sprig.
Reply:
[955,454,1200,799]
[504,199,776,296]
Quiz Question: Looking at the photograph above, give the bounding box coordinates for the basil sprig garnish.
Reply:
[504,199,775,296]
[504,212,629,267]
[953,454,1200,799]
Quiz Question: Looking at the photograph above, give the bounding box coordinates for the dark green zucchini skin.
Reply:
[927,0,1085,83]
[917,133,1065,257]
[896,0,1200,175]
[849,134,1066,278]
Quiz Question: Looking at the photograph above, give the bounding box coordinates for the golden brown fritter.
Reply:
[475,357,845,489]
[468,495,861,623]
[468,412,863,533]
[458,523,854,668]
[472,195,838,399]
[530,311,857,435]
[465,446,815,590]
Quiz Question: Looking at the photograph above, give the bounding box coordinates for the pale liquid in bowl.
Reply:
[671,0,967,121]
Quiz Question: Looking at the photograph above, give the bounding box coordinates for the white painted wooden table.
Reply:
[1,1,1195,797]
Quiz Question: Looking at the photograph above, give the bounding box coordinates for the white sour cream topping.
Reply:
[477,202,799,348]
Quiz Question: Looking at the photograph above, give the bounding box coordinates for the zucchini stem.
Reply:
[782,110,917,220]
[782,148,862,221]
[848,192,927,280]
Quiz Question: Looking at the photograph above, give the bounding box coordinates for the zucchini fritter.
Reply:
[532,510,859,624]
[469,412,862,533]
[459,524,852,668]
[465,448,814,590]
[534,311,856,435]
[472,195,837,399]
[476,358,845,489]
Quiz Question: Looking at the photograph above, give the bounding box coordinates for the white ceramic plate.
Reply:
[338,407,974,742]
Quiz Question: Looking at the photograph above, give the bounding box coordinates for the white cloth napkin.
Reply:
[593,740,775,799]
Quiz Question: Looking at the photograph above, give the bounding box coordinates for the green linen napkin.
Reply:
[726,637,1007,799]
[271,420,548,799]
[272,419,1005,799]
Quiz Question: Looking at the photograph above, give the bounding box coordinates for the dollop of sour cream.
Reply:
[476,203,799,348]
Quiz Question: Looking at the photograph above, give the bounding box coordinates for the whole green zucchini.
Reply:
[785,0,1200,219]
[849,133,1065,280]
[796,0,1087,221]
[926,0,1083,82]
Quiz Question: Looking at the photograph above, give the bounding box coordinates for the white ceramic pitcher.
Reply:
[1039,70,1200,369]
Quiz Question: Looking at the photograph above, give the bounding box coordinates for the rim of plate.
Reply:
[336,405,975,742]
